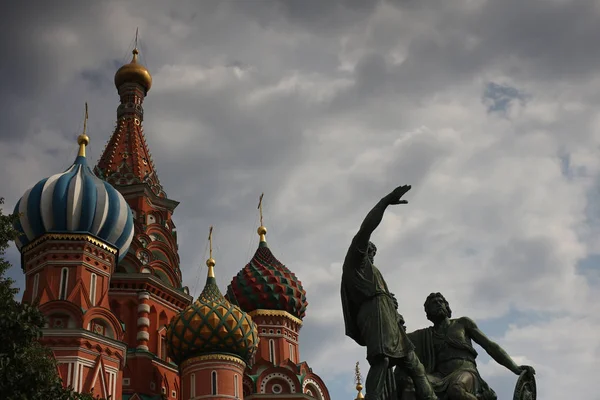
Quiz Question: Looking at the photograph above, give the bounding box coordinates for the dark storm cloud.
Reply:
[234,0,379,33]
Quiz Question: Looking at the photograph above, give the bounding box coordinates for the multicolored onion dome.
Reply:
[225,226,308,320]
[13,133,134,260]
[166,257,258,365]
[114,48,152,93]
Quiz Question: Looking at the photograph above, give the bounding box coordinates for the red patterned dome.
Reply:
[225,226,308,320]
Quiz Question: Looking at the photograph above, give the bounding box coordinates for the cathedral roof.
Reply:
[225,225,308,321]
[13,114,134,260]
[166,234,258,365]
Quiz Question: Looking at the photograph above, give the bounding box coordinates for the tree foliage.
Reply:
[0,198,106,400]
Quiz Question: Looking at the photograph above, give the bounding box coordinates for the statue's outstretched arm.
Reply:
[352,185,412,252]
[460,316,525,375]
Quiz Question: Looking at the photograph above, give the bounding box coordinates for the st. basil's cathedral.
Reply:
[11,43,331,400]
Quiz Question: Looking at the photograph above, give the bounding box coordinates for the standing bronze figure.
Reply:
[396,292,536,400]
[341,185,437,400]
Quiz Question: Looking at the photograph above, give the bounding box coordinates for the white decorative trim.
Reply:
[259,372,296,393]
[137,344,149,351]
[54,350,120,365]
[137,331,150,340]
[90,273,97,306]
[73,361,79,392]
[137,303,150,313]
[137,317,150,327]
[41,329,127,354]
[303,378,324,400]
[138,291,150,300]
[269,339,276,363]
[234,374,239,398]
[78,363,83,392]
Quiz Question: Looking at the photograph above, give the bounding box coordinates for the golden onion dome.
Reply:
[114,48,152,93]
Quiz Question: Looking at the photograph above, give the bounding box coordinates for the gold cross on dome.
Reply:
[258,193,264,227]
[208,225,213,259]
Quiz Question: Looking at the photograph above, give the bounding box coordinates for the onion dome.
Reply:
[225,224,308,320]
[114,48,152,93]
[13,119,134,261]
[166,234,258,365]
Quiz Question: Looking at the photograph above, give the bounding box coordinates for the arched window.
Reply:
[160,336,167,361]
[190,373,195,397]
[269,339,276,363]
[234,374,239,398]
[59,268,69,300]
[89,274,97,306]
[211,371,217,395]
[32,273,39,301]
[289,343,295,363]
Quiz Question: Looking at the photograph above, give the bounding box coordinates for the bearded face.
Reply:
[424,293,451,322]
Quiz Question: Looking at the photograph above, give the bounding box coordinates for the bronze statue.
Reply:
[396,292,536,400]
[341,185,437,400]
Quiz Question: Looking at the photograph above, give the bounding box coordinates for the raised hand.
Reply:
[519,365,536,376]
[385,185,412,205]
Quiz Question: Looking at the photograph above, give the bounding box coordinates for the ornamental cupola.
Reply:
[114,47,152,94]
[166,227,258,399]
[13,104,134,261]
[225,195,308,320]
[166,227,258,365]
[225,195,307,365]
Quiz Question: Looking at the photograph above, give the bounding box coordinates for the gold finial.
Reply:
[257,193,267,242]
[132,28,140,62]
[206,226,215,278]
[77,102,90,157]
[355,362,364,400]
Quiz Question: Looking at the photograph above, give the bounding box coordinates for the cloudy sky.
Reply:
[2,0,599,399]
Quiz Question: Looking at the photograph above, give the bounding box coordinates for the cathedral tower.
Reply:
[225,196,329,400]
[13,111,135,399]
[95,41,192,399]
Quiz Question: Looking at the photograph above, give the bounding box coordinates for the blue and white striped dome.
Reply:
[13,139,134,260]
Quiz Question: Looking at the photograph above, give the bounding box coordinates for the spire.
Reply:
[77,102,90,158]
[206,226,216,279]
[257,193,267,244]
[355,362,364,400]
[95,33,165,198]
